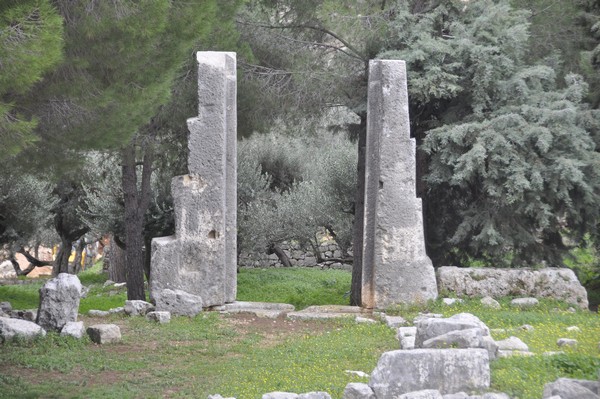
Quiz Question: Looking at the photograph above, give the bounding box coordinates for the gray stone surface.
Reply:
[480,297,501,309]
[36,273,82,332]
[61,321,85,339]
[343,383,376,399]
[496,336,529,352]
[87,324,121,344]
[422,328,483,349]
[441,394,469,399]
[481,336,500,361]
[155,288,203,317]
[0,316,46,342]
[0,301,11,313]
[384,315,407,328]
[297,393,331,399]
[415,313,489,348]
[557,338,578,347]
[400,335,416,350]
[369,349,490,397]
[398,390,443,399]
[88,310,110,317]
[442,298,463,306]
[511,298,539,308]
[437,266,588,309]
[543,378,600,399]
[262,393,298,399]
[150,51,237,307]
[360,59,438,309]
[146,311,171,324]
[124,300,155,316]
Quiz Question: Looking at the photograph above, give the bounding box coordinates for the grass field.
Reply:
[0,266,599,399]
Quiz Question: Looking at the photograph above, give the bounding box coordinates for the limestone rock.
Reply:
[441,394,468,399]
[0,301,12,313]
[511,298,539,308]
[208,395,236,399]
[369,349,490,397]
[88,310,110,317]
[155,289,203,317]
[442,298,463,306]
[437,267,588,309]
[415,313,489,348]
[124,300,155,316]
[557,338,578,347]
[87,324,121,344]
[566,326,580,333]
[480,297,501,309]
[36,273,82,332]
[543,378,600,399]
[297,392,331,399]
[400,335,416,350]
[146,311,171,324]
[496,336,529,352]
[519,324,534,332]
[398,390,442,399]
[383,315,407,328]
[61,321,85,339]
[343,383,375,399]
[109,307,125,314]
[481,336,500,361]
[482,394,511,399]
[356,317,377,324]
[422,328,483,349]
[0,316,46,342]
[262,393,298,399]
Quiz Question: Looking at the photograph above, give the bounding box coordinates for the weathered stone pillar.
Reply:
[150,52,237,307]
[360,59,438,309]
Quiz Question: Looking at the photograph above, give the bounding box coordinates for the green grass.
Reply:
[237,267,351,310]
[1,267,599,399]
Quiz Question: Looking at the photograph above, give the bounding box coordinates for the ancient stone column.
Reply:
[150,52,237,307]
[360,59,438,309]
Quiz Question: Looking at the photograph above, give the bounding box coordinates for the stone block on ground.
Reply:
[398,390,442,399]
[297,392,331,399]
[496,336,529,352]
[124,300,155,316]
[262,393,298,399]
[61,321,85,339]
[442,298,463,306]
[343,383,375,399]
[36,273,82,332]
[369,349,490,397]
[511,298,539,308]
[146,311,171,324]
[480,297,501,309]
[383,315,407,328]
[0,316,46,342]
[542,378,600,399]
[557,338,578,347]
[0,301,11,313]
[87,324,121,344]
[155,288,203,317]
[88,310,110,317]
[421,328,483,349]
[415,313,489,348]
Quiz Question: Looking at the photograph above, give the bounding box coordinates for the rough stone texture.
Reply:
[566,326,580,332]
[441,394,469,399]
[557,338,578,347]
[400,335,416,350]
[360,59,438,309]
[437,266,588,309]
[150,52,237,307]
[481,336,500,361]
[543,378,600,399]
[496,336,529,352]
[442,298,463,306]
[511,298,539,308]
[146,311,171,324]
[0,301,11,313]
[36,273,82,332]
[397,390,443,399]
[297,393,331,399]
[262,393,298,399]
[369,349,490,397]
[109,307,125,314]
[124,300,155,316]
[88,310,110,317]
[155,288,203,317]
[422,328,483,349]
[213,301,294,318]
[480,297,501,309]
[0,316,46,342]
[87,324,121,344]
[61,321,85,339]
[415,313,490,348]
[208,395,235,399]
[384,315,407,328]
[343,383,376,399]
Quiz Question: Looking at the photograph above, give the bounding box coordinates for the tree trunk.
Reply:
[8,247,53,276]
[121,141,153,300]
[350,113,367,306]
[143,235,152,282]
[72,239,85,274]
[268,243,292,267]
[108,238,127,283]
[54,238,72,275]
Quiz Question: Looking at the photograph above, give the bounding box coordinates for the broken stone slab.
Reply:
[398,326,417,337]
[0,316,46,343]
[297,393,331,399]
[36,273,82,332]
[415,313,490,348]
[124,300,155,316]
[262,393,298,399]
[61,321,85,339]
[146,311,171,324]
[345,370,369,378]
[88,310,110,317]
[109,307,125,314]
[496,336,529,352]
[442,298,463,306]
[369,349,490,397]
[301,305,367,314]
[422,328,484,350]
[480,297,501,310]
[413,313,443,324]
[208,395,236,399]
[481,336,500,361]
[557,338,578,347]
[0,301,11,313]
[498,350,534,358]
[87,324,121,344]
[511,298,539,308]
[566,326,581,332]
[400,335,416,350]
[397,390,442,399]
[155,288,203,317]
[287,312,355,321]
[383,315,407,328]
[543,378,600,399]
[212,301,295,312]
[343,383,376,399]
[356,316,377,324]
[437,266,588,309]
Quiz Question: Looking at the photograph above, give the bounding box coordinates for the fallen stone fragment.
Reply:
[415,313,489,348]
[297,392,331,399]
[498,350,534,358]
[356,316,377,324]
[369,349,490,397]
[124,300,155,316]
[496,336,529,352]
[413,313,443,324]
[566,326,581,333]
[155,289,203,317]
[262,393,298,399]
[441,393,468,399]
[543,377,600,399]
[480,297,500,310]
[510,298,539,308]
[343,383,375,399]
[557,338,578,347]
[0,302,12,313]
[345,370,369,378]
[88,310,110,317]
[422,328,483,350]
[442,298,463,306]
[0,316,46,343]
[383,315,407,328]
[207,395,236,399]
[518,324,534,332]
[36,273,82,332]
[109,307,125,314]
[61,321,85,339]
[87,324,121,344]
[146,311,171,324]
[397,389,442,399]
[400,335,416,350]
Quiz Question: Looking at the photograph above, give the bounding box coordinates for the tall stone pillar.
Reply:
[150,52,237,307]
[360,59,438,309]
